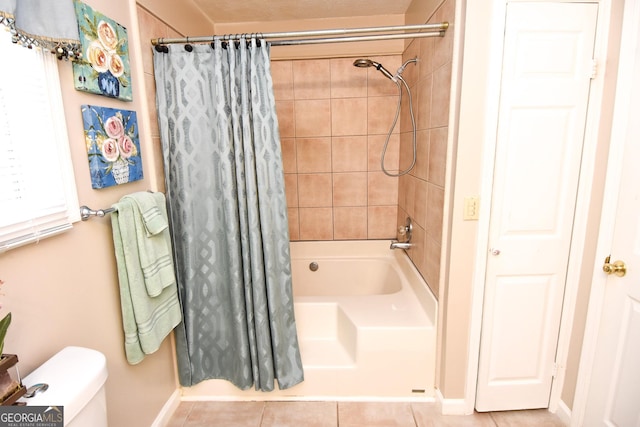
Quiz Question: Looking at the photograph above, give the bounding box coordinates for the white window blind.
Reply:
[0,30,79,252]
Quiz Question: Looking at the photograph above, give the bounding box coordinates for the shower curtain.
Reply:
[153,38,303,391]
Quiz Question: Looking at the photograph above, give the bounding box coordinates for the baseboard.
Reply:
[151,389,181,427]
[554,399,572,426]
[435,388,473,415]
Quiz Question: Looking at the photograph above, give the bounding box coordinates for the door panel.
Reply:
[582,0,640,422]
[476,2,598,412]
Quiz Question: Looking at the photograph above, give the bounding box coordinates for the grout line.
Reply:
[258,401,266,427]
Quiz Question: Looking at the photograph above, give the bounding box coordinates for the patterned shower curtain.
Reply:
[153,38,303,391]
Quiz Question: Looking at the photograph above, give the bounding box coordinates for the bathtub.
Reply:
[181,240,438,401]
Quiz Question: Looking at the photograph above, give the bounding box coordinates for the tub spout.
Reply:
[390,241,412,250]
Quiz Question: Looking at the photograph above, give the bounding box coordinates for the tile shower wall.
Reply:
[271,55,404,241]
[398,0,455,298]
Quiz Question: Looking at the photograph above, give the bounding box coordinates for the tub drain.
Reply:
[309,262,319,272]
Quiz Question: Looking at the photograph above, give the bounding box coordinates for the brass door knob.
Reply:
[603,255,627,277]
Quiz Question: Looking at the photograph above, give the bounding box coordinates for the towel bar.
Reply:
[79,205,116,221]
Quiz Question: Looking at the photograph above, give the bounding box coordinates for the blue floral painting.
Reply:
[82,105,143,189]
[73,1,132,101]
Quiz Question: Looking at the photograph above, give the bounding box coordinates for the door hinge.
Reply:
[590,59,598,79]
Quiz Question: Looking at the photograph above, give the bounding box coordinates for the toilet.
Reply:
[18,346,109,427]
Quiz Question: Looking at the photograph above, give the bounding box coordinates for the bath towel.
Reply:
[121,191,175,297]
[111,191,182,365]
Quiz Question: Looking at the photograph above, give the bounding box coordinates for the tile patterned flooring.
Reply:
[167,401,566,427]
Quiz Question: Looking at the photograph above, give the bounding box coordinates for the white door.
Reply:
[476,2,598,412]
[579,0,640,424]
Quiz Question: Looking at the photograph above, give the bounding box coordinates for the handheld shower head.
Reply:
[353,58,395,81]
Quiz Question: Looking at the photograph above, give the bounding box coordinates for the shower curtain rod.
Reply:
[151,22,448,46]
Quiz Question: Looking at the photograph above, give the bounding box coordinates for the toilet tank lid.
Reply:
[19,346,108,422]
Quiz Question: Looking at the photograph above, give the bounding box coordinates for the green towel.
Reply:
[121,192,175,297]
[111,192,182,365]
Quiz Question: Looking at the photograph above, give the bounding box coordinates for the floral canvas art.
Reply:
[82,105,143,189]
[72,1,132,101]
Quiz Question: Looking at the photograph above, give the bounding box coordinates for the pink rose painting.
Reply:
[82,105,143,189]
[72,1,132,101]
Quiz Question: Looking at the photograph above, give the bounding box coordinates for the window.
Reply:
[0,30,79,252]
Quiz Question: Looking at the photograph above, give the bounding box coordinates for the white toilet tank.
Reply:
[19,346,108,427]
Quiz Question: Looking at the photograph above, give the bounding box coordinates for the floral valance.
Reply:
[0,0,81,60]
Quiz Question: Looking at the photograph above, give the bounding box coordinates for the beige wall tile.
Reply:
[368,96,401,135]
[334,207,368,240]
[297,138,332,173]
[287,207,300,240]
[367,55,403,97]
[397,175,408,210]
[333,172,367,206]
[432,0,456,71]
[400,40,420,88]
[399,131,415,174]
[271,55,411,242]
[408,222,426,276]
[426,183,444,245]
[413,178,429,229]
[413,129,430,180]
[400,85,413,134]
[369,134,400,172]
[368,172,398,206]
[418,37,435,82]
[299,208,334,240]
[428,127,448,187]
[276,100,295,138]
[400,174,416,220]
[330,58,367,98]
[281,137,297,173]
[332,98,368,136]
[284,173,298,208]
[416,75,433,131]
[293,59,331,100]
[332,136,368,172]
[368,205,398,239]
[271,61,294,100]
[431,62,452,128]
[298,173,333,207]
[425,236,441,298]
[295,99,331,137]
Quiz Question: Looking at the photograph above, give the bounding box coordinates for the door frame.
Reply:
[571,0,640,424]
[461,0,615,416]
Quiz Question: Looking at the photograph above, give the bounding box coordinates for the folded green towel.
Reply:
[127,192,168,237]
[111,192,182,365]
[120,192,175,297]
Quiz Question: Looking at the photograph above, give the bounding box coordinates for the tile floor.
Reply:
[167,401,566,427]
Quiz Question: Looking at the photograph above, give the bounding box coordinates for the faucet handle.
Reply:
[397,217,413,242]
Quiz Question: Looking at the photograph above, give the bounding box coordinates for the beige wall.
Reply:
[136,0,214,37]
[0,1,214,426]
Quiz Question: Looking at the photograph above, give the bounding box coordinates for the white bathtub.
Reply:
[181,240,438,401]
